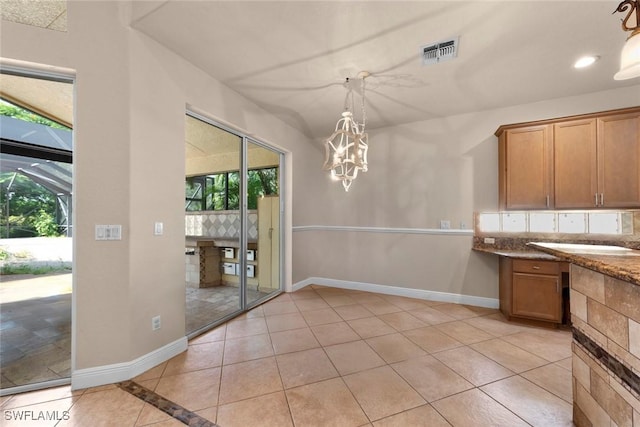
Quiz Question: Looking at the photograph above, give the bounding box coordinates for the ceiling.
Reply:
[0,0,66,31]
[0,73,73,128]
[131,1,639,140]
[2,1,638,142]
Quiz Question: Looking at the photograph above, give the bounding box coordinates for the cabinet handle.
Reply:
[546,195,550,208]
[594,193,599,207]
[532,266,541,270]
[600,193,604,206]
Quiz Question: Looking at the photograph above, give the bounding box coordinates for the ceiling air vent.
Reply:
[421,37,459,66]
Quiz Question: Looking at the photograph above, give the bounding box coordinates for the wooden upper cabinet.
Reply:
[497,106,640,210]
[597,112,640,208]
[554,119,598,209]
[499,125,553,210]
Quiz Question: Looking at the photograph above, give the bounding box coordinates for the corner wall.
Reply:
[292,86,640,300]
[1,0,312,387]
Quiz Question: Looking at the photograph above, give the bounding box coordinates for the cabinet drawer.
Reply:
[512,260,559,275]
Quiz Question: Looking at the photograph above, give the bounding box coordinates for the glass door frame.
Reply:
[185,111,285,337]
[244,136,284,311]
[0,65,75,396]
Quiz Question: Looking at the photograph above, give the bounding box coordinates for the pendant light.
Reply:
[614,0,640,80]
[323,71,370,192]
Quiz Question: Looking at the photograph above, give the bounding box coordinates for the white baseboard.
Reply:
[292,277,499,309]
[71,336,188,390]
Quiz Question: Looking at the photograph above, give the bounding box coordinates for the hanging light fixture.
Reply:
[614,0,640,80]
[323,71,370,192]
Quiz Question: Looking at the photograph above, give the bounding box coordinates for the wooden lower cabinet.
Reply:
[499,258,566,325]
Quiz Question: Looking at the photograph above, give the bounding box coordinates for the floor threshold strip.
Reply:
[117,380,219,427]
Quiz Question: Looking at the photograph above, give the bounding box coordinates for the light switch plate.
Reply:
[95,225,122,240]
[154,222,163,236]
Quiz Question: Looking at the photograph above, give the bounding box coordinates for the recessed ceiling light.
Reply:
[574,56,599,69]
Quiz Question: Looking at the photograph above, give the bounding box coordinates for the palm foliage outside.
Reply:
[186,167,278,211]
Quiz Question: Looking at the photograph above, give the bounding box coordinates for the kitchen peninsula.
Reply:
[529,242,640,427]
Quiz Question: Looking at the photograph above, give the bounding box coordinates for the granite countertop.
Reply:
[528,242,640,286]
[472,246,560,260]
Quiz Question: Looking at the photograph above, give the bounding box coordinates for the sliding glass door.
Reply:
[246,139,281,308]
[185,113,283,336]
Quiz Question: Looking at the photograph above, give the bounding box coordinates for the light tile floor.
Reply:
[0,285,574,426]
[186,284,271,334]
[0,276,270,390]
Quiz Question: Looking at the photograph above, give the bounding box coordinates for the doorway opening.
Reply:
[0,69,74,395]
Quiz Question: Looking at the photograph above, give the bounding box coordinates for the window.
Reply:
[185,167,278,211]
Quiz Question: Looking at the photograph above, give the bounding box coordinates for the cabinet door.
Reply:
[597,113,640,207]
[512,273,562,322]
[554,119,598,208]
[501,125,553,209]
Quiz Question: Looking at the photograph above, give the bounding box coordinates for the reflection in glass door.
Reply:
[0,71,74,395]
[185,115,242,334]
[185,113,283,336]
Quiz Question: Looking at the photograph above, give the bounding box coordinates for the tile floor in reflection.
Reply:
[1,285,574,426]
[185,284,271,334]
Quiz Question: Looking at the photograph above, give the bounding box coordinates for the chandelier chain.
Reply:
[360,76,366,132]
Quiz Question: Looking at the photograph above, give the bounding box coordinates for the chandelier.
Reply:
[614,0,640,80]
[323,71,370,192]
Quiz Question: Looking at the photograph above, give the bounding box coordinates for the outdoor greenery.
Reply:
[1,100,66,238]
[0,102,70,130]
[186,167,278,211]
[0,263,72,275]
[1,173,62,238]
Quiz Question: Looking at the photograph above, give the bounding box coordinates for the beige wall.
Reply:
[1,1,310,374]
[292,86,640,299]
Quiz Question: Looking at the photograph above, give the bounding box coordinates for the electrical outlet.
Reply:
[439,220,451,230]
[460,222,467,229]
[484,237,496,244]
[152,315,161,331]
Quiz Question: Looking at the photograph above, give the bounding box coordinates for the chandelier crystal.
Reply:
[323,72,369,192]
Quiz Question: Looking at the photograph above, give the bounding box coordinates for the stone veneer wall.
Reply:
[185,210,258,240]
[570,264,640,427]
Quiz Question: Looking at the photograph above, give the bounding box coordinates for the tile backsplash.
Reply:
[477,210,635,235]
[185,210,258,240]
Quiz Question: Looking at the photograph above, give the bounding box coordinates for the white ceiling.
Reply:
[131,1,639,140]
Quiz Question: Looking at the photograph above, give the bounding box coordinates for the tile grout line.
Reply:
[117,380,219,427]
